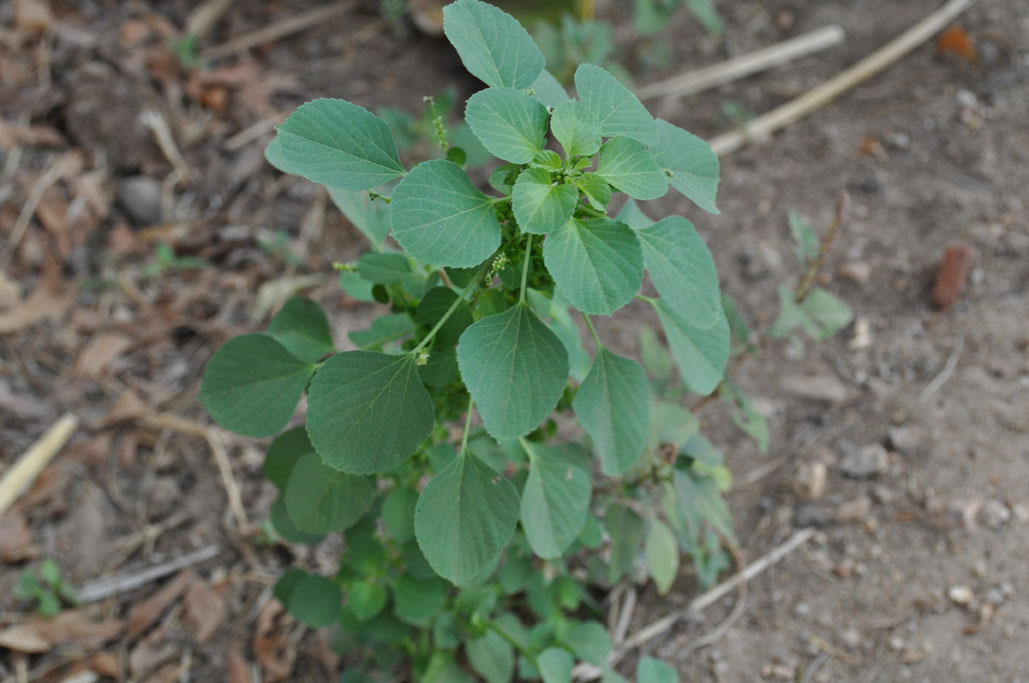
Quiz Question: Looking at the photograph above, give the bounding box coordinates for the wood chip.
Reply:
[183,580,226,644]
[0,612,123,653]
[126,570,198,640]
[71,332,133,378]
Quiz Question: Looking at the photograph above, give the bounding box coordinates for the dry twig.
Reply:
[77,545,220,603]
[573,529,816,680]
[203,1,353,61]
[0,413,78,516]
[709,0,979,156]
[637,25,845,102]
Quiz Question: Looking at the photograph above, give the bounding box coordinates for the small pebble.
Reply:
[836,496,872,523]
[840,444,890,479]
[979,499,1011,529]
[118,175,162,226]
[794,462,827,500]
[947,585,974,606]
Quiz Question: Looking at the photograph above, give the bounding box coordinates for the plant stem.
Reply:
[577,204,606,219]
[518,234,533,303]
[487,621,539,670]
[460,397,475,453]
[516,436,536,461]
[411,262,488,354]
[794,190,848,303]
[581,311,602,348]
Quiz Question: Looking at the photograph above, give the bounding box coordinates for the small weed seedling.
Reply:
[201,0,850,679]
[15,560,78,618]
[141,242,207,280]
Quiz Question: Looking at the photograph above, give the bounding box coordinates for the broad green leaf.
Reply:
[339,270,375,302]
[347,313,416,350]
[635,216,721,327]
[457,304,569,440]
[328,187,391,249]
[266,297,335,363]
[285,573,342,628]
[645,519,679,594]
[573,349,650,475]
[443,0,545,89]
[284,453,373,533]
[415,449,520,585]
[382,486,419,543]
[306,352,433,474]
[538,647,574,683]
[652,298,730,396]
[347,581,387,621]
[393,575,447,627]
[276,99,405,190]
[802,287,853,340]
[575,63,657,144]
[465,87,548,164]
[269,497,325,545]
[543,218,643,316]
[651,119,720,214]
[531,149,563,169]
[199,334,314,438]
[564,621,611,666]
[546,296,591,382]
[680,433,723,468]
[424,652,476,683]
[512,168,579,235]
[264,137,293,174]
[356,252,410,284]
[520,443,592,559]
[768,286,808,339]
[264,426,313,490]
[576,172,612,210]
[639,327,674,383]
[605,503,644,583]
[602,668,630,683]
[597,136,667,201]
[466,630,515,683]
[416,287,474,348]
[637,656,678,683]
[530,68,570,107]
[434,612,462,649]
[390,160,501,267]
[673,467,736,545]
[550,100,602,158]
[614,197,653,230]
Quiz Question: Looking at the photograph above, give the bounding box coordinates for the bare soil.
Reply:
[1,0,1027,681]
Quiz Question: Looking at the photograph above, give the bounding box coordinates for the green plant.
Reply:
[15,560,78,617]
[141,242,207,280]
[200,1,847,679]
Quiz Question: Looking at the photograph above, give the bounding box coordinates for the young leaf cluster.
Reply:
[198,0,848,678]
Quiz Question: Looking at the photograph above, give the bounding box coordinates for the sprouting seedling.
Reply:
[15,560,78,618]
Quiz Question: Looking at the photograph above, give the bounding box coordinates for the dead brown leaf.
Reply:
[937,25,977,63]
[14,0,54,34]
[71,332,133,378]
[227,646,252,683]
[101,388,149,426]
[21,464,69,511]
[129,633,178,678]
[0,611,123,653]
[126,569,198,640]
[254,600,294,682]
[0,270,74,335]
[183,580,226,644]
[0,511,38,561]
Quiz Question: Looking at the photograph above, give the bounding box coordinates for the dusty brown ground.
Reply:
[1,0,1027,681]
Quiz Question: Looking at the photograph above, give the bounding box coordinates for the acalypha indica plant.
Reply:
[198,0,835,680]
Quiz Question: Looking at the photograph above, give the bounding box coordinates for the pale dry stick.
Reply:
[572,528,816,680]
[0,413,78,517]
[636,25,845,102]
[708,0,978,156]
[919,334,964,402]
[203,1,353,61]
[185,0,235,40]
[612,586,637,647]
[141,413,250,530]
[76,544,220,603]
[223,112,287,151]
[139,110,193,185]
